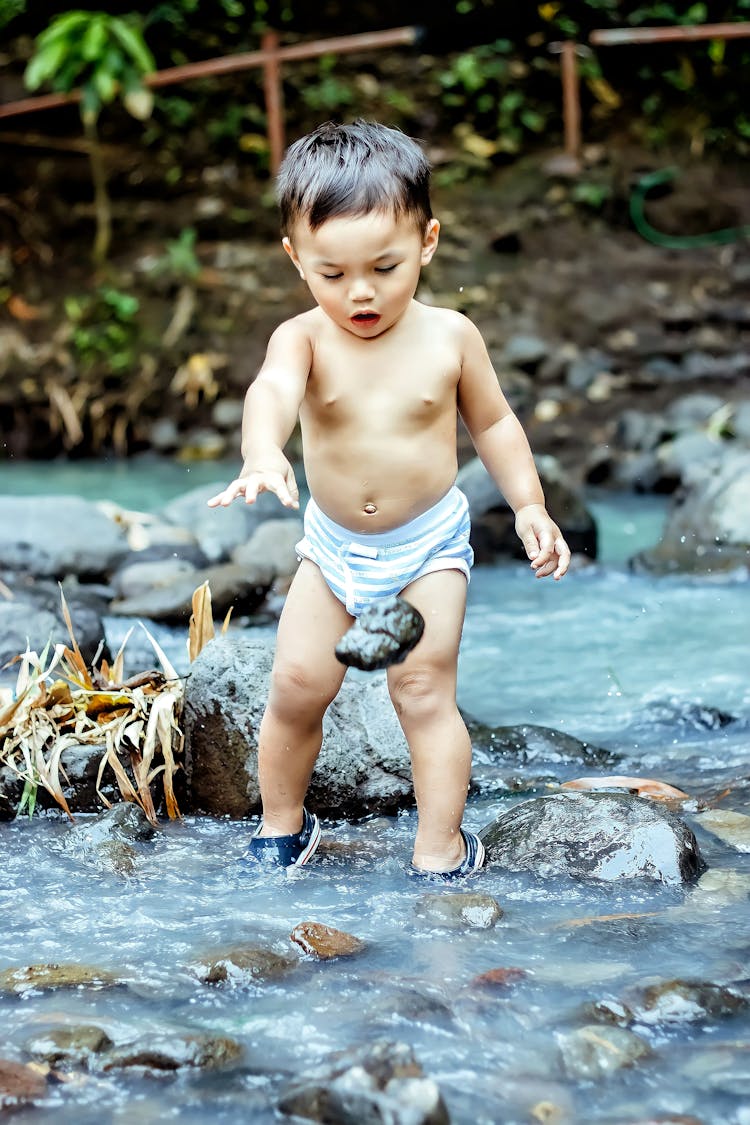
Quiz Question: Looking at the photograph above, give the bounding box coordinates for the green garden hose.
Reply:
[630,166,750,248]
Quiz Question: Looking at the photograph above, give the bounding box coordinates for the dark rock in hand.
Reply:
[335,596,425,671]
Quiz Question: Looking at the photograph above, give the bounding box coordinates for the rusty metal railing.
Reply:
[0,25,420,172]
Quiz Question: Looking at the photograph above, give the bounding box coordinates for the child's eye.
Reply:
[375,264,397,273]
[321,273,343,281]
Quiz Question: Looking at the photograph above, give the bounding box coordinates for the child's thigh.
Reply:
[396,568,468,668]
[273,558,353,681]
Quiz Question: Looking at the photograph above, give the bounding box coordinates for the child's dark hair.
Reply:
[277,120,432,236]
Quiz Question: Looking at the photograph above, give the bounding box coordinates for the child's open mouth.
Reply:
[351,312,381,327]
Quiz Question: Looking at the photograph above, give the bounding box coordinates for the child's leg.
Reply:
[256,559,352,837]
[386,569,472,872]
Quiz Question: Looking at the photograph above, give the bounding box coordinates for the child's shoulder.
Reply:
[415,301,482,342]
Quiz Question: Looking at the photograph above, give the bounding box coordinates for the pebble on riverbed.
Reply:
[414,892,503,930]
[290,921,365,960]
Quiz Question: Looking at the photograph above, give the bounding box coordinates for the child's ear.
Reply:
[282,236,306,281]
[420,219,440,266]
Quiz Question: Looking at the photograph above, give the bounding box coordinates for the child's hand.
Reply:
[207,465,299,510]
[515,503,571,580]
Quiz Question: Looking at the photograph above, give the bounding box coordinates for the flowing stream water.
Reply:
[1,461,749,1123]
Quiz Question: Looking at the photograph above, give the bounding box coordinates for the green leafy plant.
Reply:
[64,285,141,374]
[24,11,155,263]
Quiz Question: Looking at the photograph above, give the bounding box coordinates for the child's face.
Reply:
[282,210,439,338]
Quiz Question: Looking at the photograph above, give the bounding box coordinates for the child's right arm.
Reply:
[207,320,311,510]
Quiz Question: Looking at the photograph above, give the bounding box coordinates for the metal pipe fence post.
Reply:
[261,29,285,174]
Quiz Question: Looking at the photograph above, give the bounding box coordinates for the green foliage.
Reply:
[155,228,202,280]
[439,40,553,154]
[300,53,356,113]
[0,0,25,31]
[64,286,141,374]
[25,11,155,124]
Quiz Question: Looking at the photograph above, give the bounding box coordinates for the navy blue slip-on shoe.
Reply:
[246,807,321,868]
[408,828,486,881]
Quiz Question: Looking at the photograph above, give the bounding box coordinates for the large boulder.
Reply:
[182,633,413,819]
[457,455,597,562]
[0,497,128,579]
[479,791,705,884]
[160,484,298,564]
[632,450,750,576]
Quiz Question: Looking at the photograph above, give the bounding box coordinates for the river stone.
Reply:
[0,601,61,669]
[694,809,750,852]
[335,596,425,671]
[0,963,120,995]
[183,634,412,819]
[456,455,598,561]
[557,1024,651,1079]
[64,803,157,873]
[290,922,365,960]
[471,967,528,989]
[479,791,706,884]
[193,944,297,986]
[0,496,129,578]
[0,1058,48,1109]
[231,517,303,578]
[414,892,503,930]
[466,720,619,768]
[101,1032,243,1071]
[624,978,749,1025]
[109,560,273,621]
[25,1024,114,1066]
[278,1039,449,1125]
[631,449,750,576]
[160,482,298,563]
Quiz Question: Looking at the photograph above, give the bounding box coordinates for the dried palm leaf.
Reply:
[188,580,215,663]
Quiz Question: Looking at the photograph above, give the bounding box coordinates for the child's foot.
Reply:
[409,829,486,881]
[246,808,321,868]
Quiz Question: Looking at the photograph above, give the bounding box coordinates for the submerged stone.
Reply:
[278,1038,449,1125]
[466,721,619,767]
[624,978,749,1025]
[414,892,503,930]
[0,1058,48,1109]
[557,1024,651,1079]
[479,791,705,884]
[694,809,750,853]
[101,1032,242,1072]
[194,944,297,986]
[25,1024,114,1066]
[290,922,365,961]
[0,963,120,995]
[335,596,425,671]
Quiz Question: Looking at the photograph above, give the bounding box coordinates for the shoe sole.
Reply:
[294,813,321,866]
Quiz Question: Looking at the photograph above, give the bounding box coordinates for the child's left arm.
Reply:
[456,317,571,580]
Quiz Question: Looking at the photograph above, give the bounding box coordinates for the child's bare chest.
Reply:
[305,328,460,426]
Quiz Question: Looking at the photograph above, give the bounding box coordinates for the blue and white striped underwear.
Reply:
[295,486,474,617]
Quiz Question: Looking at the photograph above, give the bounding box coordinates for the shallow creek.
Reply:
[1,466,749,1123]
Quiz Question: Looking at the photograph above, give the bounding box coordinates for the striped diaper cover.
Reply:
[295,486,474,617]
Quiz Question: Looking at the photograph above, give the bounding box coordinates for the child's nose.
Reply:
[349,277,375,301]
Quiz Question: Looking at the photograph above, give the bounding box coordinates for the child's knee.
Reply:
[268,660,339,720]
[388,665,452,722]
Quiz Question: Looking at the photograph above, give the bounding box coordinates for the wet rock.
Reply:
[557,1024,651,1079]
[466,721,618,768]
[184,634,412,819]
[25,1024,114,1066]
[631,450,750,576]
[581,998,634,1027]
[457,455,598,561]
[101,1032,242,1071]
[112,556,199,599]
[694,809,750,852]
[65,803,156,872]
[290,922,365,960]
[160,482,297,563]
[278,1038,449,1125]
[479,792,705,884]
[471,966,528,989]
[370,985,455,1029]
[414,892,503,930]
[624,978,749,1025]
[335,596,425,671]
[0,963,120,995]
[561,775,689,803]
[109,560,273,621]
[639,699,736,730]
[0,1058,48,1109]
[193,944,297,986]
[0,496,129,579]
[231,517,303,579]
